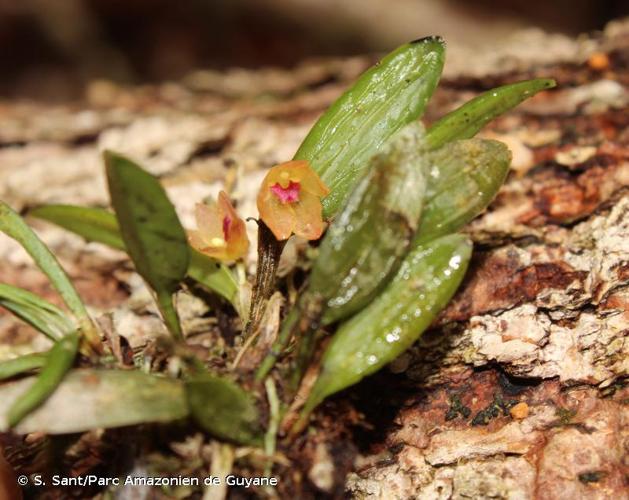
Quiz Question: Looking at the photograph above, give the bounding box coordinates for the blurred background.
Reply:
[0,0,625,101]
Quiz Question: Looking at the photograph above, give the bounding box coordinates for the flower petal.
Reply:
[292,192,326,240]
[188,230,208,251]
[258,188,295,240]
[190,192,249,261]
[294,163,330,198]
[194,201,223,245]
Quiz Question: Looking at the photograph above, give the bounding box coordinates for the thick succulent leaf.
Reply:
[0,202,98,347]
[294,37,445,218]
[311,122,427,324]
[0,283,73,341]
[0,369,187,434]
[256,124,428,381]
[0,353,47,381]
[303,234,472,418]
[105,151,190,339]
[425,78,556,149]
[30,204,240,310]
[414,138,511,244]
[186,374,263,446]
[7,332,78,427]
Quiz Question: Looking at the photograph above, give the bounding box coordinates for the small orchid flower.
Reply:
[257,160,330,241]
[188,191,249,261]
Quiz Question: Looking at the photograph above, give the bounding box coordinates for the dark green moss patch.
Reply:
[471,393,517,426]
[445,393,471,421]
[578,471,606,483]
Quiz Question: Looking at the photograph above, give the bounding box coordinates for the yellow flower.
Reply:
[257,160,330,241]
[188,191,249,261]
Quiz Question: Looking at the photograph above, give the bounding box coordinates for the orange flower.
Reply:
[188,191,249,261]
[257,160,330,241]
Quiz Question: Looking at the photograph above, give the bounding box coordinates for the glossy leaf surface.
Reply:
[414,138,511,244]
[303,234,472,416]
[426,78,556,149]
[294,37,445,218]
[311,122,428,325]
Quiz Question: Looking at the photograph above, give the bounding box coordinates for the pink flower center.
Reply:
[222,215,232,240]
[271,181,300,203]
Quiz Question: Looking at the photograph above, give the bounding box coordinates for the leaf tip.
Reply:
[410,35,444,47]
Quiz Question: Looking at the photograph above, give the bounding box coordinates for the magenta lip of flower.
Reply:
[222,215,232,239]
[270,181,300,203]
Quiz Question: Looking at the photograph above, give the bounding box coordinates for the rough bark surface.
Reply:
[0,19,627,500]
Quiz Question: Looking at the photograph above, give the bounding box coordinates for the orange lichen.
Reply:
[509,402,529,420]
[188,191,249,261]
[257,160,329,241]
[587,52,610,71]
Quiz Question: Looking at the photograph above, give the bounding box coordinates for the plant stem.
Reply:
[255,306,300,381]
[244,222,285,338]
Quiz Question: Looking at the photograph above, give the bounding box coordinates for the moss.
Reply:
[471,393,517,426]
[555,406,577,425]
[578,471,606,483]
[445,393,471,421]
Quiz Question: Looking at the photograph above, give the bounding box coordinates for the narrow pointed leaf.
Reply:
[302,234,472,418]
[186,374,263,446]
[426,78,556,149]
[0,202,99,348]
[312,123,427,325]
[104,151,190,339]
[414,138,511,244]
[0,369,187,434]
[29,204,125,250]
[0,284,73,341]
[0,353,47,381]
[30,205,240,309]
[295,37,445,218]
[7,332,78,427]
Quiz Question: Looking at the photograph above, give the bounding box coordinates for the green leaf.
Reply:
[0,283,74,341]
[30,204,240,310]
[188,250,240,309]
[104,151,190,339]
[414,138,512,244]
[302,234,472,420]
[295,36,445,218]
[312,122,427,325]
[256,123,429,381]
[0,202,99,349]
[0,369,188,434]
[29,204,125,250]
[0,353,47,381]
[186,374,263,446]
[426,78,556,150]
[7,332,79,427]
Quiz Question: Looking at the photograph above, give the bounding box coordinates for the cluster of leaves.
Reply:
[0,37,554,459]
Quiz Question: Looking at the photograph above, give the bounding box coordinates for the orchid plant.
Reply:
[0,35,555,495]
